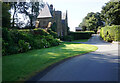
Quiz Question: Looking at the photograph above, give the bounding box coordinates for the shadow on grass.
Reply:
[2,42,97,82]
[26,44,119,82]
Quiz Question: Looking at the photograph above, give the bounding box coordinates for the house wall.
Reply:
[54,11,63,36]
[37,18,52,28]
[36,5,68,37]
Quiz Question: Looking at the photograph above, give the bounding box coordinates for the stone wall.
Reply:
[37,18,52,28]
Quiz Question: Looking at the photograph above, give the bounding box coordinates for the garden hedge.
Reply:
[70,31,94,40]
[100,25,120,42]
[2,28,60,56]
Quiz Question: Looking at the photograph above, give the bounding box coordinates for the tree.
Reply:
[79,12,103,32]
[51,22,57,32]
[2,2,11,28]
[18,2,44,28]
[101,1,120,25]
[79,18,87,31]
[10,1,45,28]
[10,2,20,28]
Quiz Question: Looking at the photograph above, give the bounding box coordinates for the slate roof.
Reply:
[37,4,52,18]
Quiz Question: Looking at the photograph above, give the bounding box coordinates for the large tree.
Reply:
[79,12,103,32]
[10,2,20,28]
[2,2,11,28]
[101,1,120,25]
[10,1,44,28]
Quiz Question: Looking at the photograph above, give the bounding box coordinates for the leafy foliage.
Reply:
[50,22,57,32]
[9,1,45,28]
[47,29,58,38]
[70,31,94,40]
[60,35,73,41]
[2,28,61,56]
[100,25,120,42]
[2,3,11,28]
[79,12,103,32]
[18,40,30,52]
[101,1,120,25]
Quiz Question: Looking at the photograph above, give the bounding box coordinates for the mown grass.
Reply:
[3,42,97,81]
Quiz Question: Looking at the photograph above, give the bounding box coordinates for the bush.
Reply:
[49,38,60,46]
[8,45,19,54]
[33,28,49,36]
[2,28,61,56]
[70,31,94,40]
[2,28,18,55]
[32,38,44,49]
[60,35,73,41]
[18,40,30,53]
[45,35,60,47]
[47,29,58,38]
[100,25,120,42]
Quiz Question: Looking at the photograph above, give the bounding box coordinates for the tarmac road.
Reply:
[38,34,119,81]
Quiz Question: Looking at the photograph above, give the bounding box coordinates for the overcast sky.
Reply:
[43,0,110,31]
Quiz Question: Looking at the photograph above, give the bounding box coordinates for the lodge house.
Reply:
[35,4,68,36]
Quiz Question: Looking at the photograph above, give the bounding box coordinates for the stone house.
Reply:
[35,4,68,36]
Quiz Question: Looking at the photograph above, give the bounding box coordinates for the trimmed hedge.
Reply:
[60,35,73,41]
[100,25,120,42]
[2,28,61,56]
[70,31,94,40]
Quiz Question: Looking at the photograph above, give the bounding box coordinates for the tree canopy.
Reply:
[79,1,120,32]
[2,3,11,28]
[79,12,103,32]
[9,1,45,28]
[101,1,120,25]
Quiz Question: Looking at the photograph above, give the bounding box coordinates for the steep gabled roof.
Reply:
[37,4,52,18]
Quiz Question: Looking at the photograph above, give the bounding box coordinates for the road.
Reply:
[38,34,119,81]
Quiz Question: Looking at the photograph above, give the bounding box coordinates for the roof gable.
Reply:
[37,4,52,18]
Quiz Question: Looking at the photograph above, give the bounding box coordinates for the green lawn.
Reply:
[3,42,97,81]
[72,39,88,42]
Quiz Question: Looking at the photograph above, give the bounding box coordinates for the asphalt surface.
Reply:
[38,34,119,81]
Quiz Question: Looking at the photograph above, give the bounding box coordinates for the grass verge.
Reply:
[3,42,97,81]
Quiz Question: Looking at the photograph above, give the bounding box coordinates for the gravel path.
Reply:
[38,34,119,81]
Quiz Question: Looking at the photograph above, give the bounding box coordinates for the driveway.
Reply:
[38,34,119,81]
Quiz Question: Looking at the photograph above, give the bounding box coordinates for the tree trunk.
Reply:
[12,3,16,28]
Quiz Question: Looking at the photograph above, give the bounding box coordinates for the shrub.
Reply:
[100,25,120,42]
[2,28,61,56]
[18,40,30,53]
[2,28,13,43]
[49,38,60,46]
[33,28,49,36]
[42,38,51,48]
[44,35,57,47]
[31,38,44,49]
[2,28,18,55]
[70,31,94,40]
[8,45,19,54]
[47,29,58,38]
[60,35,73,41]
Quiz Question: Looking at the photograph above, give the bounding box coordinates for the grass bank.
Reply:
[3,42,97,81]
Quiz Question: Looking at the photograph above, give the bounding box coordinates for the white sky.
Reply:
[44,0,110,31]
